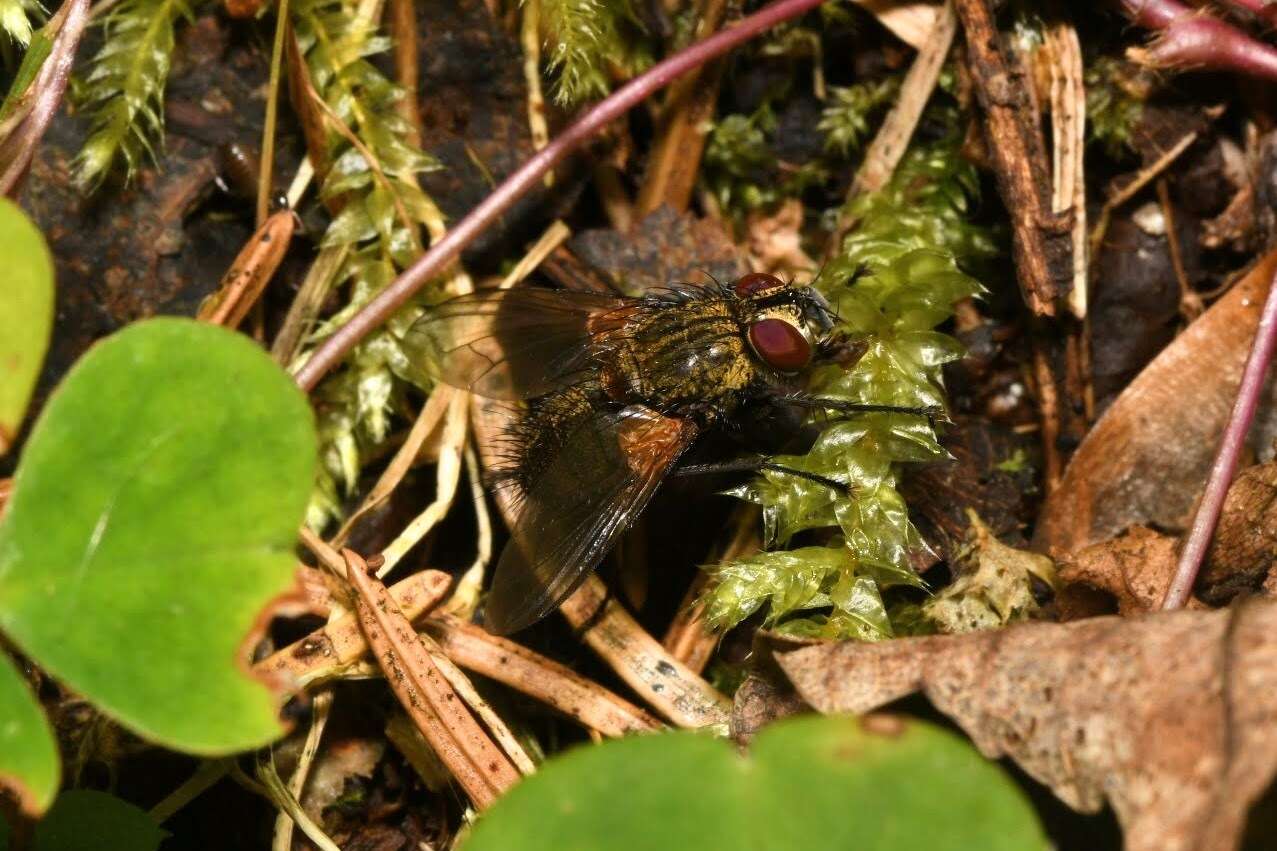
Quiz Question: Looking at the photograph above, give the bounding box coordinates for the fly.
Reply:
[404,272,937,634]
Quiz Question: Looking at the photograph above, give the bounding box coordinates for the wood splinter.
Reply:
[953,0,1073,316]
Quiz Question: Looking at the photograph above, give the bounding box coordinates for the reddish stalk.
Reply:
[1119,0,1277,80]
[0,0,91,197]
[292,0,826,391]
[1161,264,1277,609]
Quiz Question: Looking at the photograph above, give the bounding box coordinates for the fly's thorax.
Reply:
[596,297,760,411]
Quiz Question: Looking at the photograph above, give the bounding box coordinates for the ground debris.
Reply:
[779,598,1277,851]
[568,206,747,297]
[1199,461,1277,604]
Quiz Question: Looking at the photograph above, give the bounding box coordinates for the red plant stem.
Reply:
[1161,264,1277,609]
[292,0,826,391]
[1119,0,1277,80]
[0,0,90,197]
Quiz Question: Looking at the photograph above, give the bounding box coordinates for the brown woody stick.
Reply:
[953,0,1072,316]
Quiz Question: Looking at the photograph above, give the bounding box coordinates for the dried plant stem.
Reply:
[257,0,290,226]
[331,386,456,547]
[378,390,470,577]
[1088,130,1198,262]
[270,689,332,851]
[258,758,340,851]
[635,0,729,214]
[389,0,422,149]
[293,0,830,391]
[663,504,759,672]
[148,759,232,824]
[1162,264,1277,609]
[444,445,493,618]
[255,569,454,688]
[559,577,731,728]
[1044,15,1088,320]
[273,244,346,366]
[520,0,551,185]
[0,0,89,197]
[199,210,297,328]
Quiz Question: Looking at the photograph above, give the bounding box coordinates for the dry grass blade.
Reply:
[255,569,453,689]
[424,614,662,737]
[272,244,347,366]
[344,550,519,808]
[198,210,297,328]
[270,689,332,851]
[848,0,956,198]
[778,598,1277,851]
[378,389,469,577]
[331,386,456,547]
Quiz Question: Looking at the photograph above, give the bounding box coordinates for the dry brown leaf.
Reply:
[1055,525,1180,619]
[1200,461,1277,604]
[1035,250,1277,557]
[778,598,1277,851]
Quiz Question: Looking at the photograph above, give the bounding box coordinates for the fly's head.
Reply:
[731,272,835,376]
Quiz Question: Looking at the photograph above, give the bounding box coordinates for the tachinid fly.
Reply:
[405,272,935,634]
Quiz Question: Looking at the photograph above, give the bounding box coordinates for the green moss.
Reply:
[1,0,42,46]
[72,0,193,190]
[705,139,992,640]
[290,0,445,524]
[818,77,899,157]
[1085,56,1144,159]
[539,0,652,105]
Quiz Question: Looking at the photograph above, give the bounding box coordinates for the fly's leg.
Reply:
[776,393,945,427]
[672,456,851,495]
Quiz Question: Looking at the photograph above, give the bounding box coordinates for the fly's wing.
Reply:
[485,406,698,634]
[401,287,628,400]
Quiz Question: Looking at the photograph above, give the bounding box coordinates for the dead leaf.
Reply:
[851,0,940,51]
[1034,250,1277,557]
[1200,461,1277,604]
[745,199,815,279]
[1055,525,1180,618]
[922,512,1055,634]
[778,598,1277,851]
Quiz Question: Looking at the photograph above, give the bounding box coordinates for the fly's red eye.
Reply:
[749,318,811,372]
[735,272,785,298]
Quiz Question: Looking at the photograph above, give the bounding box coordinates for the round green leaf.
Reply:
[461,715,1048,851]
[0,318,316,753]
[0,651,58,816]
[0,198,54,454]
[0,790,167,851]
